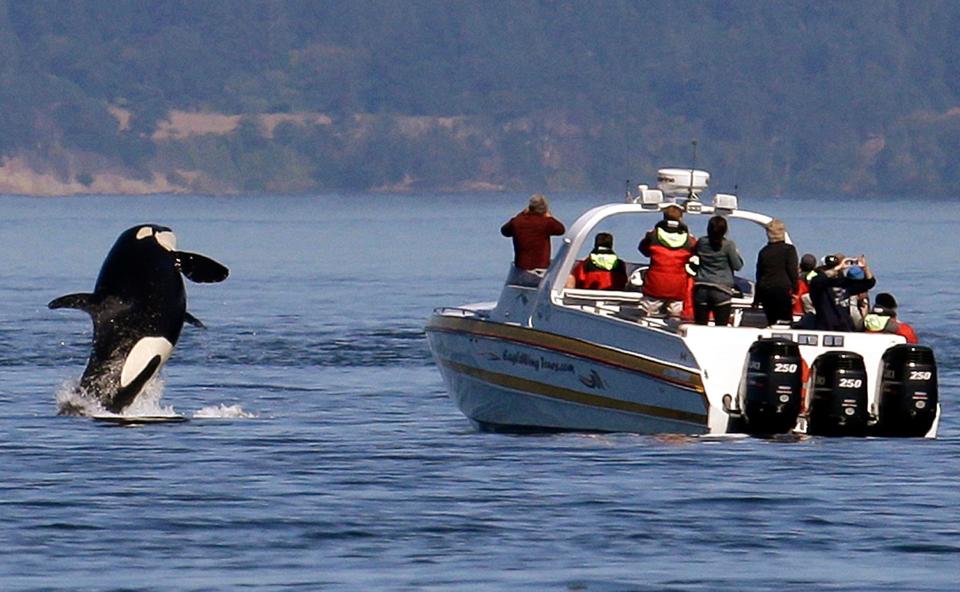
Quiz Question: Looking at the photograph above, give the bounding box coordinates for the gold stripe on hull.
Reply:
[426,315,704,393]
[437,357,708,426]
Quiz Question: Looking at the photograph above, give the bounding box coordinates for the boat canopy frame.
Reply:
[545,201,788,302]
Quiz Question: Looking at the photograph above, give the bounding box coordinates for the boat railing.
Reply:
[559,287,687,332]
[433,306,491,319]
[562,288,646,303]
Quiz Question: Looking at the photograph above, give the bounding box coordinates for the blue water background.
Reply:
[1,192,957,591]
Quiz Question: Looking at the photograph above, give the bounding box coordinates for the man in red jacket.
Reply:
[638,203,696,318]
[501,194,565,286]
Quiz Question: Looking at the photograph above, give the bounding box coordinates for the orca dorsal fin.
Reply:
[48,293,100,314]
[184,312,206,329]
[175,252,230,284]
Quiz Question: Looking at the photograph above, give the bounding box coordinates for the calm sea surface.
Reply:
[1,192,957,591]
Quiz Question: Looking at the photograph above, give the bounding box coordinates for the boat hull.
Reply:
[426,315,709,434]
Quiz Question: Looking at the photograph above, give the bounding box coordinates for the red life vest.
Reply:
[792,277,810,315]
[896,322,919,344]
[643,240,696,300]
[572,255,627,290]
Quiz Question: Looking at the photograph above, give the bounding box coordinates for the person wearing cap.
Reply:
[692,215,743,325]
[754,219,798,326]
[501,194,565,286]
[566,232,628,290]
[864,292,918,343]
[808,253,877,331]
[638,202,696,317]
[844,263,871,330]
[792,252,817,316]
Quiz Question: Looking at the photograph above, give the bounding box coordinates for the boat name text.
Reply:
[501,350,575,373]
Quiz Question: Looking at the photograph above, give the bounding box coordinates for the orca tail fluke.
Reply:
[175,252,229,283]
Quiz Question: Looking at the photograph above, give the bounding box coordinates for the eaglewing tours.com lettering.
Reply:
[501,350,574,373]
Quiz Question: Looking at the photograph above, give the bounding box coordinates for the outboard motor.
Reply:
[737,338,803,435]
[807,351,870,436]
[873,344,938,437]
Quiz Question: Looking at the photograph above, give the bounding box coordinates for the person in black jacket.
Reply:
[754,219,798,326]
[808,254,877,331]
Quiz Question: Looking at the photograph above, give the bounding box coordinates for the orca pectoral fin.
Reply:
[48,293,99,313]
[184,312,206,329]
[109,354,163,413]
[175,252,229,283]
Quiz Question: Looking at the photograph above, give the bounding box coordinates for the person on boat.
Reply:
[844,263,871,330]
[792,252,817,316]
[864,292,918,343]
[501,194,565,286]
[638,203,696,317]
[808,253,877,332]
[566,232,628,290]
[692,215,743,326]
[754,219,798,326]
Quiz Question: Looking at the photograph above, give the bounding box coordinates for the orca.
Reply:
[49,224,229,413]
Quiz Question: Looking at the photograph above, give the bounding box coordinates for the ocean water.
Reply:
[0,192,957,591]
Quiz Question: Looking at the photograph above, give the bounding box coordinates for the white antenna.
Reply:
[689,139,698,200]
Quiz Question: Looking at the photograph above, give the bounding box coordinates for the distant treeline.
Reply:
[0,0,958,195]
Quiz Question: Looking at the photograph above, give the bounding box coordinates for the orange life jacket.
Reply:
[643,240,696,300]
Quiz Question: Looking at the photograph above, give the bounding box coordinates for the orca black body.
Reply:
[50,225,229,413]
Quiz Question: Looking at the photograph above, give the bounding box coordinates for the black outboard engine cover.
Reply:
[874,344,938,437]
[739,338,803,434]
[808,351,869,436]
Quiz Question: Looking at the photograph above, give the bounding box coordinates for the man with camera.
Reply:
[808,253,876,331]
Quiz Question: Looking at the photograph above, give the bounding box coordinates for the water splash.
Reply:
[193,404,257,419]
[54,376,179,417]
[122,378,178,416]
[55,379,106,416]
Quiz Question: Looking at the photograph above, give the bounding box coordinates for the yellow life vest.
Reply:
[588,252,619,271]
[863,313,891,332]
[656,226,689,249]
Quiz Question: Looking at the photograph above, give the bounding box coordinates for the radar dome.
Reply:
[657,168,710,198]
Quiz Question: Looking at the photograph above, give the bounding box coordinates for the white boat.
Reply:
[425,168,940,438]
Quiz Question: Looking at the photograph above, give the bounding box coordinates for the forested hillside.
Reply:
[0,0,958,196]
